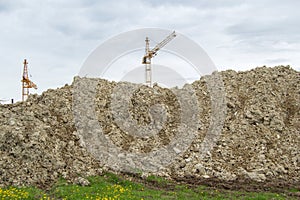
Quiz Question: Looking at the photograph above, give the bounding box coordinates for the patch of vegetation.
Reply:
[0,172,296,200]
[288,188,299,193]
[145,175,169,187]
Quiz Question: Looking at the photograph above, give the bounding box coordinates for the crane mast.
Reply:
[142,31,176,87]
[21,59,37,101]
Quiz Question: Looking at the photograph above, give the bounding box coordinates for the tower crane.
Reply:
[142,31,176,87]
[21,59,37,101]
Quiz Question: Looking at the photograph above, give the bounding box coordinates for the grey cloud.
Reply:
[227,18,300,42]
[0,1,18,12]
[265,58,290,64]
[0,4,8,12]
[145,0,243,9]
[225,0,300,53]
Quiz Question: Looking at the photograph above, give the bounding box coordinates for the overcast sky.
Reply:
[0,0,299,102]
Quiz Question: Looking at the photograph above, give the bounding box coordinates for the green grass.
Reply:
[0,172,297,200]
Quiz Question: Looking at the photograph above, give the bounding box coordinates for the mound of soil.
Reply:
[0,66,299,190]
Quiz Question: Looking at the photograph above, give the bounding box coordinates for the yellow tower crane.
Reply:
[21,59,37,101]
[142,31,176,87]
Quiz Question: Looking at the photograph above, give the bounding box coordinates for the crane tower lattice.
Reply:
[21,59,37,101]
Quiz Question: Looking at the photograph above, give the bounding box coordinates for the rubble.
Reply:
[0,66,299,188]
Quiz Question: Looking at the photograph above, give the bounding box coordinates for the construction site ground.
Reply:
[0,66,299,198]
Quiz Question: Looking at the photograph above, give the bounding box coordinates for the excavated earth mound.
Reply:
[0,66,299,190]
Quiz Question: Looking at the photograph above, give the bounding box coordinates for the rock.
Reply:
[193,163,205,174]
[246,172,266,182]
[202,175,210,179]
[76,177,90,186]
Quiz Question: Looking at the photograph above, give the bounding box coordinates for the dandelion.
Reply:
[0,187,29,200]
